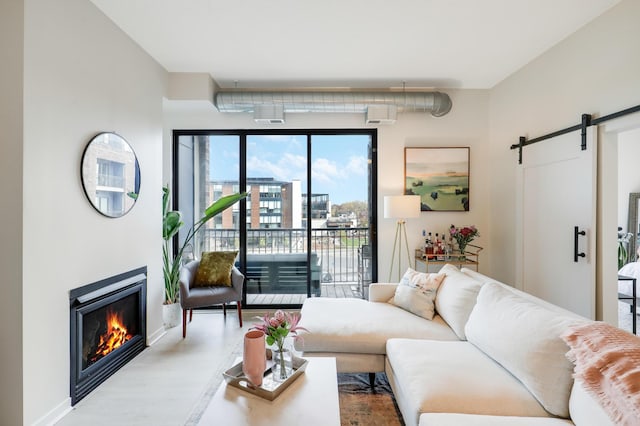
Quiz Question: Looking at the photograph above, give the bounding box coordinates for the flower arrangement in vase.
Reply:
[449,224,479,258]
[252,310,308,381]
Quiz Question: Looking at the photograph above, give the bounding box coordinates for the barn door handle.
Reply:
[574,226,586,262]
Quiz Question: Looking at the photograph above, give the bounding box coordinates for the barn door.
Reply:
[517,128,596,319]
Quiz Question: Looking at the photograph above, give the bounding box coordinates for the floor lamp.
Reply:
[384,195,421,282]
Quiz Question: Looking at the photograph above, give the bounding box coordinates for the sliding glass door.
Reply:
[311,134,375,299]
[245,134,311,304]
[173,129,377,308]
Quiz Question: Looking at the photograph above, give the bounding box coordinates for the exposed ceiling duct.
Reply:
[213,90,452,123]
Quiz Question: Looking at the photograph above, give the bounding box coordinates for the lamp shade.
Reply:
[384,195,420,219]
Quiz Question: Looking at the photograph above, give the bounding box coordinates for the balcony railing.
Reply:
[97,173,124,188]
[198,228,370,285]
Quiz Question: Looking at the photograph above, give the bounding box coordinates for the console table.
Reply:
[414,244,482,273]
[198,357,340,425]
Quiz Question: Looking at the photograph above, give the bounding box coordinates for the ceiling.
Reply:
[90,0,621,90]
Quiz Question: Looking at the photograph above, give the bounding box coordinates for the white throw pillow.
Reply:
[465,282,587,418]
[390,268,445,320]
[435,264,483,340]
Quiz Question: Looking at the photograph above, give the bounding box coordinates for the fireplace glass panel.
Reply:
[81,292,140,370]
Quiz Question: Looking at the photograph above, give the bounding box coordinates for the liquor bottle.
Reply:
[424,236,429,259]
[449,234,454,257]
[422,230,427,259]
[426,232,434,260]
[443,230,450,260]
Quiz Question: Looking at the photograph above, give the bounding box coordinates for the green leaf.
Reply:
[163,211,183,240]
[198,192,247,225]
[162,186,170,216]
[266,335,275,346]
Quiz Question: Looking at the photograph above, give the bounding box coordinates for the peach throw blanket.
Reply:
[562,322,640,426]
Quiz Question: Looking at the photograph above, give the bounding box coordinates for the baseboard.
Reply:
[147,326,167,346]
[32,397,72,426]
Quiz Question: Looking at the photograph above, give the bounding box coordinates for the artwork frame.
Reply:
[404,147,470,212]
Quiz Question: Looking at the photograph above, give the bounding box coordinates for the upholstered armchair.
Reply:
[179,259,245,338]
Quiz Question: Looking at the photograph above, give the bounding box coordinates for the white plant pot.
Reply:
[163,303,182,329]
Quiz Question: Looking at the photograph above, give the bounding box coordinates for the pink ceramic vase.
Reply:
[242,330,266,387]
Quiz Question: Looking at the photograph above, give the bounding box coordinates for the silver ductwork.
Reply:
[214,90,452,118]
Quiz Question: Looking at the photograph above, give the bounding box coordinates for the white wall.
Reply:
[489,0,640,324]
[163,89,491,283]
[377,90,491,279]
[19,0,167,424]
[0,1,24,425]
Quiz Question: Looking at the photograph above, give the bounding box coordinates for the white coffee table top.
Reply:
[197,357,339,426]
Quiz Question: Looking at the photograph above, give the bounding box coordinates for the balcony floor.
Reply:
[246,283,363,305]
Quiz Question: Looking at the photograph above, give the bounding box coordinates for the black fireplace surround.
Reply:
[69,266,147,405]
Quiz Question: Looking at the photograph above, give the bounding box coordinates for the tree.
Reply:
[332,201,369,227]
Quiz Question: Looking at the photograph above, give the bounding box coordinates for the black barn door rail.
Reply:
[510,103,640,164]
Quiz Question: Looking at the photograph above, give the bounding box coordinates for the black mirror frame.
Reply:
[80,132,141,218]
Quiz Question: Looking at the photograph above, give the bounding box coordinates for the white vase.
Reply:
[163,303,181,329]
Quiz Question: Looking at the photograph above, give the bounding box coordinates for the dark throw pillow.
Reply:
[193,251,238,287]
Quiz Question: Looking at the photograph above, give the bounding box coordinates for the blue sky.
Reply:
[209,134,369,204]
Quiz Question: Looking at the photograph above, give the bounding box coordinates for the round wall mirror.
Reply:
[81,132,141,218]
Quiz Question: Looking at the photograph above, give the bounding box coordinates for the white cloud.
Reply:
[312,157,341,183]
[247,152,306,181]
[345,155,367,176]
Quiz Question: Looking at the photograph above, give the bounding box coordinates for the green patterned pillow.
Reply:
[193,251,238,287]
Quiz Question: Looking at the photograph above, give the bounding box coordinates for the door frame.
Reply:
[600,114,640,324]
[172,128,378,308]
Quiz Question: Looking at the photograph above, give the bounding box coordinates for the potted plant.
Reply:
[162,185,247,328]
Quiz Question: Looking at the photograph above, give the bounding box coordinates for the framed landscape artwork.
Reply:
[404,147,470,211]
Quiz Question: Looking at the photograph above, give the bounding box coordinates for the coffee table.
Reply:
[197,357,340,425]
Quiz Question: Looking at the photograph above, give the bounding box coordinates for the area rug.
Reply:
[338,373,405,426]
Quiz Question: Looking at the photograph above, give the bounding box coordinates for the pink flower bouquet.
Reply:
[449,224,479,253]
[252,310,308,353]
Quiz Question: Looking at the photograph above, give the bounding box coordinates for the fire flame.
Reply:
[89,308,132,363]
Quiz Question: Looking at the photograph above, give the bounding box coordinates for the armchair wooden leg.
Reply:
[182,309,188,338]
[223,303,227,317]
[237,301,243,327]
[189,309,193,323]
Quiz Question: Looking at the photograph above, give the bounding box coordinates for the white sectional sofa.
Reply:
[295,264,621,426]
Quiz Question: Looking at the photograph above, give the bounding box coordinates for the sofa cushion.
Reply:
[465,282,587,418]
[434,264,483,340]
[295,297,458,355]
[386,339,549,426]
[460,268,586,317]
[568,379,615,426]
[390,268,445,320]
[419,413,573,426]
[193,251,238,287]
[562,321,640,425]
